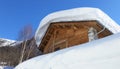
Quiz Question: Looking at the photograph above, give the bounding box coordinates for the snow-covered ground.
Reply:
[15,32,120,69]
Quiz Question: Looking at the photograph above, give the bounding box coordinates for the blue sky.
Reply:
[0,0,120,40]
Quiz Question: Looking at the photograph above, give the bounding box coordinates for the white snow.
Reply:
[35,7,120,46]
[15,32,120,69]
[0,38,15,47]
[0,66,4,69]
[0,66,13,69]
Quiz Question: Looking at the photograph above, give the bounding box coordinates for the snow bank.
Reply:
[35,7,120,46]
[15,32,120,69]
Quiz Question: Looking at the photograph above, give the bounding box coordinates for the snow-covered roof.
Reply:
[15,32,120,69]
[35,7,120,46]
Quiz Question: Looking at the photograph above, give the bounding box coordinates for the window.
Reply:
[54,47,60,51]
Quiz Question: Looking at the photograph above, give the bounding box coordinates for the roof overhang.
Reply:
[35,7,120,46]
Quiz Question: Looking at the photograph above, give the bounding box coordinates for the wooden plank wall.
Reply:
[39,21,112,54]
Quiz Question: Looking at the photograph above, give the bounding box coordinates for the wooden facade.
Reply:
[39,20,112,54]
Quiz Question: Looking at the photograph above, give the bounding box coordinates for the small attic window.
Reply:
[39,20,113,54]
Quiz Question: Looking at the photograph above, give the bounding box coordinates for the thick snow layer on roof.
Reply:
[15,33,120,69]
[35,7,120,46]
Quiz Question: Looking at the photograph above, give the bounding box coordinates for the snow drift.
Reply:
[15,32,120,69]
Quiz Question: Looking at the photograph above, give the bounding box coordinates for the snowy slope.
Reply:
[0,38,22,47]
[15,33,120,69]
[0,38,15,47]
[35,7,120,46]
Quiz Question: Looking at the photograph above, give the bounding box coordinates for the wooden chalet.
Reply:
[39,20,112,54]
[35,7,120,54]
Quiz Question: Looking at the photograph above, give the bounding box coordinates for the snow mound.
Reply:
[35,7,120,46]
[15,32,120,69]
